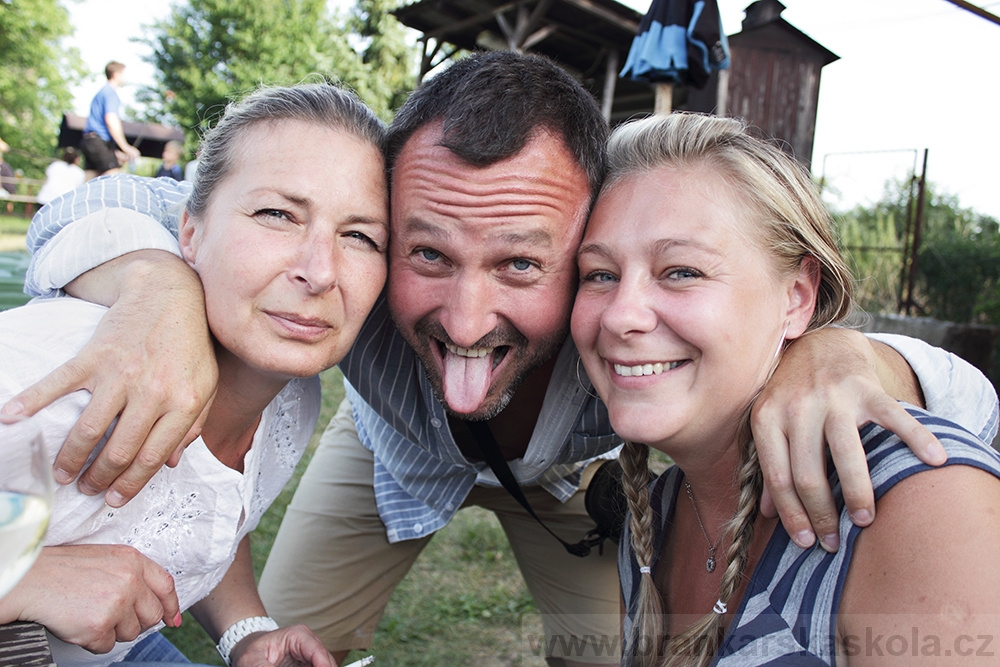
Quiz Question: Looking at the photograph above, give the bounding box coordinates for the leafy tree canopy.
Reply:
[135,0,416,155]
[836,177,1000,324]
[0,0,86,178]
[853,176,999,244]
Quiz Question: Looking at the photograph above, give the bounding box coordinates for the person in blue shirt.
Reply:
[79,61,140,177]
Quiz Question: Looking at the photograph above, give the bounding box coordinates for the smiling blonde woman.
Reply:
[571,112,1000,667]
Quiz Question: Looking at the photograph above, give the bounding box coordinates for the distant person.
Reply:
[183,147,200,183]
[0,137,16,197]
[154,140,183,181]
[37,148,86,205]
[79,61,140,178]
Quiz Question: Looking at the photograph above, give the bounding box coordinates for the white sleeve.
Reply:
[25,174,189,296]
[29,209,182,296]
[868,332,999,444]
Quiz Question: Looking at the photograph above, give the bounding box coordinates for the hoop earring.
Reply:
[774,323,790,361]
[575,356,600,399]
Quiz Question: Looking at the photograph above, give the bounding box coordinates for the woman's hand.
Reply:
[230,626,338,667]
[0,544,181,654]
[0,251,217,508]
[189,537,334,666]
[752,327,946,552]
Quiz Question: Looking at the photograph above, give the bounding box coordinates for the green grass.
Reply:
[0,248,31,311]
[0,215,30,255]
[0,214,30,236]
[0,215,31,236]
[162,368,545,666]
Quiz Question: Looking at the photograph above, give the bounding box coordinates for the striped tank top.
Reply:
[619,407,1000,666]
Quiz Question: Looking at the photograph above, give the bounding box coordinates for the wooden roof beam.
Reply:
[419,0,522,40]
[559,0,638,33]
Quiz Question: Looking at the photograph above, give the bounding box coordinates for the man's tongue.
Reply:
[443,350,492,414]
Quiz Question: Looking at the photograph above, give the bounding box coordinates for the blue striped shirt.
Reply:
[25,176,999,544]
[619,408,1000,666]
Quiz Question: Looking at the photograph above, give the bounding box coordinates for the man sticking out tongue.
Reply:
[443,344,496,416]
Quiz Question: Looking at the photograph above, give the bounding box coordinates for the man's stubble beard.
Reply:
[390,312,569,421]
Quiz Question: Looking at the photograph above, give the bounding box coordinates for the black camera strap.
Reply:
[464,419,603,558]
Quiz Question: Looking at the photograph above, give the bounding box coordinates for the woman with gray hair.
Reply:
[571,112,1000,666]
[0,82,389,667]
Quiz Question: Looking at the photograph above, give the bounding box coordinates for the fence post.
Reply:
[902,149,929,315]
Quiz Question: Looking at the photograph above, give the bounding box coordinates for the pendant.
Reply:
[706,556,716,573]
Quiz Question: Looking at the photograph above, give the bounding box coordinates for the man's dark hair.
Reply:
[386,51,608,200]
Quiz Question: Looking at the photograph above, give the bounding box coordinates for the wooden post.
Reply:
[653,82,673,115]
[716,69,730,116]
[601,50,619,122]
[903,149,929,315]
[0,622,55,666]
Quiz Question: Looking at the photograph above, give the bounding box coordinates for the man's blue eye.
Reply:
[420,249,440,261]
[512,259,531,271]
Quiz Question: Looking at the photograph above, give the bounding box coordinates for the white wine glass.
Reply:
[0,417,54,600]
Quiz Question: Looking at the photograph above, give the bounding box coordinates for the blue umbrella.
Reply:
[621,0,730,89]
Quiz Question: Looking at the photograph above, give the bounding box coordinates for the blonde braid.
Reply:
[663,421,763,667]
[619,441,665,666]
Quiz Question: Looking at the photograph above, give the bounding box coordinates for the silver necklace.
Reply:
[684,479,725,573]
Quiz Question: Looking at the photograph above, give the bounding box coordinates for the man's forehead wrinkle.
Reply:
[405,152,566,196]
[399,214,555,247]
[400,165,579,222]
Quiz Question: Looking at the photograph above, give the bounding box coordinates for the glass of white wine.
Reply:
[0,417,53,600]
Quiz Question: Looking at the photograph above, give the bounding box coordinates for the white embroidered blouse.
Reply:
[0,297,321,666]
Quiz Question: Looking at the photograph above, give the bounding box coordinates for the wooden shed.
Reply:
[722,0,838,167]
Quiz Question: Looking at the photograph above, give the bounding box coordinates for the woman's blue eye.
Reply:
[347,231,378,249]
[256,208,288,220]
[583,271,617,283]
[420,249,440,261]
[668,268,701,280]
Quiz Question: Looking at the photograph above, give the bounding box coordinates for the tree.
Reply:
[0,0,85,178]
[343,0,415,118]
[914,191,1000,325]
[837,204,901,314]
[135,0,416,153]
[835,178,1000,324]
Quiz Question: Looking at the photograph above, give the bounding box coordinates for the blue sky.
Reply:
[65,0,1000,220]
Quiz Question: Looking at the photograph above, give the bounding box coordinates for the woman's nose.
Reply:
[601,278,658,337]
[292,232,339,294]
